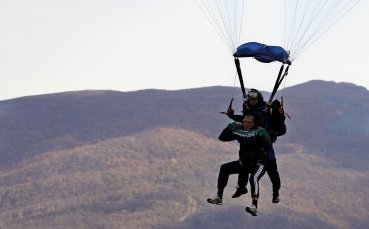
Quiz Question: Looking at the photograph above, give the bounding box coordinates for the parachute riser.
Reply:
[269,65,290,104]
[234,57,247,99]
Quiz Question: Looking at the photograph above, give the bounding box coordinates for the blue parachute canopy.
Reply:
[234,42,291,65]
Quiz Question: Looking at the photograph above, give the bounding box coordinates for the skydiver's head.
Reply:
[246,88,263,106]
[242,114,255,130]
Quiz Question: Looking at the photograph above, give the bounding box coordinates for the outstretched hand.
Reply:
[220,107,234,115]
[220,98,234,116]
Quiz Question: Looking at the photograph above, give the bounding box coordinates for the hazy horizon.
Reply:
[2,79,368,101]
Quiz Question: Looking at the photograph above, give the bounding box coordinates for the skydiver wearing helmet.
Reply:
[226,89,281,203]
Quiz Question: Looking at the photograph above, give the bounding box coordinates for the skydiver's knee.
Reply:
[267,159,278,170]
[220,164,228,173]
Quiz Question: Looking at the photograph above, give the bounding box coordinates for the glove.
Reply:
[226,108,234,117]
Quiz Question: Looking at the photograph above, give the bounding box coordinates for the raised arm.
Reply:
[227,113,244,122]
[218,122,239,142]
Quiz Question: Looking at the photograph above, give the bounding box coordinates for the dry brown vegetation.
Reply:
[0,128,368,229]
[0,81,368,228]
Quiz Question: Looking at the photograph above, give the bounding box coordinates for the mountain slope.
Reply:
[282,80,369,167]
[0,87,238,166]
[1,80,369,169]
[0,128,367,229]
[0,128,232,228]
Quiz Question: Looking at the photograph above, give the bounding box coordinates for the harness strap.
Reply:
[234,57,247,99]
[269,65,290,103]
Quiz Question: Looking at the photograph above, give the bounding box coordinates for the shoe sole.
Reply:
[207,199,222,205]
[232,189,248,198]
[245,207,257,216]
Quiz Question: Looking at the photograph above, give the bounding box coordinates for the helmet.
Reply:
[246,88,263,103]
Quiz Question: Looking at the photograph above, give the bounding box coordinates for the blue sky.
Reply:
[0,0,368,100]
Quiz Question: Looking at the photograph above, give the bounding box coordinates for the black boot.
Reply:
[272,192,280,203]
[232,187,248,198]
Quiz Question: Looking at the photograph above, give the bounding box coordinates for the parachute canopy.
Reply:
[234,42,291,65]
[196,0,361,62]
[196,0,360,100]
